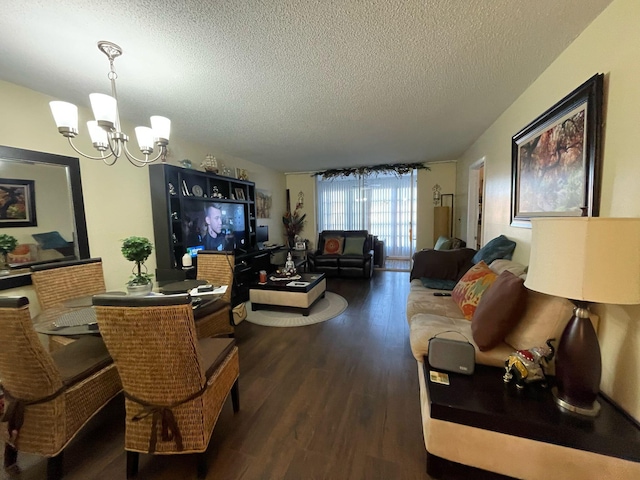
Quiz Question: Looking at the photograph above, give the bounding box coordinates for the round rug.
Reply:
[245,292,348,327]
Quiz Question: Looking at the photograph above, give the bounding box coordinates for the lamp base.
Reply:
[554,302,602,417]
[552,387,601,417]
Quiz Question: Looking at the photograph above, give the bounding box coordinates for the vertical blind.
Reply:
[316,172,417,258]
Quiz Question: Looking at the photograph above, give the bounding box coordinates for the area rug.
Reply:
[244,292,348,327]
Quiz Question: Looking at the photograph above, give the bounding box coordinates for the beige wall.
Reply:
[456,0,640,420]
[0,79,285,312]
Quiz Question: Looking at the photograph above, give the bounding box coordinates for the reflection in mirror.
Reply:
[0,145,89,290]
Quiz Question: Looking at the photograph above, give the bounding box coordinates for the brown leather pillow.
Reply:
[471,270,527,351]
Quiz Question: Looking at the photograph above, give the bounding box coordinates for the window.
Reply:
[316,172,417,258]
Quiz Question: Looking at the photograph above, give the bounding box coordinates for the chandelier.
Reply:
[49,41,170,167]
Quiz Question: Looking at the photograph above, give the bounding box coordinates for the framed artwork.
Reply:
[234,188,245,200]
[511,73,604,228]
[0,178,37,227]
[235,168,249,181]
[256,189,272,218]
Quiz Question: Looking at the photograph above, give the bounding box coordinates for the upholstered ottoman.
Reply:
[249,273,326,316]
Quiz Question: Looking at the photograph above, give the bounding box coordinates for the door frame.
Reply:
[466,157,485,249]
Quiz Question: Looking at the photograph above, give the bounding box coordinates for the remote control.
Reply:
[433,292,452,297]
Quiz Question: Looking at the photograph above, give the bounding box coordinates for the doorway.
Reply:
[466,158,485,249]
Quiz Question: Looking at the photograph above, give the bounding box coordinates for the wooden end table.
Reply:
[423,360,640,478]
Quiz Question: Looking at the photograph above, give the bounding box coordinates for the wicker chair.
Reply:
[195,250,235,338]
[93,293,240,479]
[31,258,107,311]
[0,296,122,480]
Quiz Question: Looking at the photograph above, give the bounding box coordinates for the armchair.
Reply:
[93,293,239,479]
[30,257,106,311]
[0,296,121,480]
[195,250,235,338]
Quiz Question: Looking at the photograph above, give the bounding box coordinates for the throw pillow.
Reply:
[471,235,516,265]
[451,261,497,320]
[342,236,365,255]
[323,237,344,255]
[32,231,69,250]
[434,236,452,251]
[471,271,527,351]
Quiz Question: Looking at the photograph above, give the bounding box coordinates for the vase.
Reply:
[0,253,9,276]
[287,236,296,248]
[126,281,153,296]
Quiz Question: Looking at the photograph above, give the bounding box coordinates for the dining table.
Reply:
[34,281,228,340]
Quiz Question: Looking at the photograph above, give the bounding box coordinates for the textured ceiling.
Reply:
[0,0,612,172]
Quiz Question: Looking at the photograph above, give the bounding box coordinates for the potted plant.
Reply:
[283,193,306,248]
[121,236,154,295]
[0,234,17,276]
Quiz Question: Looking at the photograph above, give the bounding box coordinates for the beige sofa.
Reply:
[407,259,640,479]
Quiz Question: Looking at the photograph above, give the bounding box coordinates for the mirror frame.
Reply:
[0,145,90,290]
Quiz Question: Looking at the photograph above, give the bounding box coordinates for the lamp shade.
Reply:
[89,93,118,128]
[150,116,171,142]
[50,101,78,132]
[525,217,640,305]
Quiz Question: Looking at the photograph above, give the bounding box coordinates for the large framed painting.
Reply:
[0,178,37,227]
[511,73,604,228]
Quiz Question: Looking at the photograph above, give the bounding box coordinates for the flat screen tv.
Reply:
[182,200,247,254]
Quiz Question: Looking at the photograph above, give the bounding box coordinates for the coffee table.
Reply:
[249,273,326,316]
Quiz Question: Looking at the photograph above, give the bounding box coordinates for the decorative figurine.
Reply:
[211,185,223,199]
[202,154,218,173]
[283,252,297,275]
[503,339,555,389]
[168,182,176,195]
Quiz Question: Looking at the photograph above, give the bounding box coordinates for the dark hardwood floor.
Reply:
[3,271,432,480]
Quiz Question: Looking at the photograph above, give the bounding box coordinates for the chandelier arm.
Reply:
[67,137,114,161]
[122,142,164,167]
[105,133,124,159]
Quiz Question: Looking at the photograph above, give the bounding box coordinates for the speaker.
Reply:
[428,336,475,375]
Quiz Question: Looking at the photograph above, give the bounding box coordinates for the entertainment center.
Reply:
[149,164,273,305]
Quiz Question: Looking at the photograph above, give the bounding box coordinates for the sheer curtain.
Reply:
[316,172,417,258]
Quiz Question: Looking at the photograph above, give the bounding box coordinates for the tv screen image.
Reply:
[182,200,247,253]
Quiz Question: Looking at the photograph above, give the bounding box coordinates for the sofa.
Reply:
[407,258,640,479]
[307,230,374,278]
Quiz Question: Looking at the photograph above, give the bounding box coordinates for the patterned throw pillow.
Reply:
[323,237,344,255]
[451,261,498,320]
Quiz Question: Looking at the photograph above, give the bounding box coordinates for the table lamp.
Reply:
[525,217,640,416]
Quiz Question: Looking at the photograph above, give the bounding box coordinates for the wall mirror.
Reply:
[0,145,89,290]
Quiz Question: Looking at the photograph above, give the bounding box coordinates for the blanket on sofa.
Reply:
[410,248,476,282]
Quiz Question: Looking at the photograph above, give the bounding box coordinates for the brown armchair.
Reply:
[195,250,235,338]
[93,293,240,479]
[0,296,122,480]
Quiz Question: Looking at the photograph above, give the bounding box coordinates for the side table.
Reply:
[423,360,640,479]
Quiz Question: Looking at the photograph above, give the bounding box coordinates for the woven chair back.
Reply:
[31,259,106,310]
[0,297,62,400]
[94,296,206,405]
[196,251,235,303]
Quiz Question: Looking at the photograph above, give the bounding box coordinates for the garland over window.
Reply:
[312,162,429,179]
